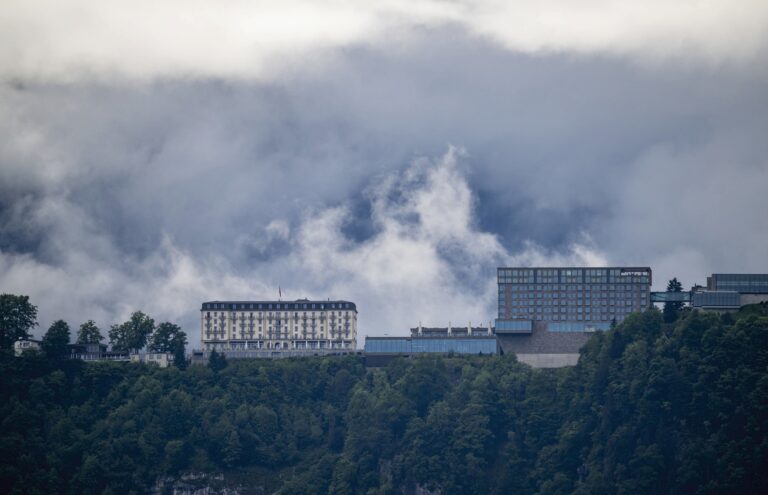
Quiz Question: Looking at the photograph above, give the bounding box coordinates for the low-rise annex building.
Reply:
[364,323,498,367]
[651,273,768,313]
[14,338,41,356]
[130,351,173,368]
[200,299,358,352]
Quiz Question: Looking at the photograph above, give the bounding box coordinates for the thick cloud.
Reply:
[0,145,604,342]
[0,4,766,345]
[2,1,767,81]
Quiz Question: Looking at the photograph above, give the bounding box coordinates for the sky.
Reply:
[1,1,767,346]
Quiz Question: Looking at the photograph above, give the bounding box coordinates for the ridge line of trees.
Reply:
[1,298,766,493]
[0,293,188,368]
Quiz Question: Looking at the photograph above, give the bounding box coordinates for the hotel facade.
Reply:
[496,267,652,332]
[200,299,357,351]
[495,267,652,367]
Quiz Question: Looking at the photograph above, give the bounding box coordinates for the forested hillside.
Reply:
[1,306,767,494]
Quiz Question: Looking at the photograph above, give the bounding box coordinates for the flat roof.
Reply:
[366,335,497,340]
[497,266,651,271]
[202,300,357,311]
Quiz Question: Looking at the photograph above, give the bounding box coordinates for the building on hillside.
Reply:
[689,290,742,313]
[200,299,358,355]
[495,267,652,367]
[130,351,173,368]
[364,323,498,366]
[651,273,768,313]
[14,338,41,356]
[700,273,768,309]
[68,343,131,362]
[68,343,107,360]
[706,273,768,294]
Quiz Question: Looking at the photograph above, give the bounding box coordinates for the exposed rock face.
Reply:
[153,472,258,495]
[413,484,443,495]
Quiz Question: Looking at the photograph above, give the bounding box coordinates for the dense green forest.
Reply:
[1,306,767,494]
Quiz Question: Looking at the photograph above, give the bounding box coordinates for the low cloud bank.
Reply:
[0,149,603,346]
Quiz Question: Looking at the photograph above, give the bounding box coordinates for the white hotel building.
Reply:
[200,299,357,351]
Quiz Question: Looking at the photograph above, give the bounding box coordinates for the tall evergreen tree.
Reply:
[76,320,103,344]
[208,349,227,371]
[41,320,71,359]
[173,346,188,370]
[663,277,684,323]
[0,294,38,349]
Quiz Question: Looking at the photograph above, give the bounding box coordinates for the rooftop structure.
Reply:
[410,324,494,337]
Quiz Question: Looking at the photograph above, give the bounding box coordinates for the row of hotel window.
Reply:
[207,324,349,331]
[503,306,638,313]
[205,335,352,342]
[501,284,648,291]
[500,277,650,284]
[501,304,645,310]
[205,336,351,342]
[205,311,353,317]
[715,281,768,289]
[499,268,648,277]
[502,294,646,300]
[499,268,637,276]
[503,297,643,304]
[364,339,497,354]
[205,342,353,350]
[205,303,354,310]
[510,314,626,323]
[205,329,351,339]
[502,313,634,320]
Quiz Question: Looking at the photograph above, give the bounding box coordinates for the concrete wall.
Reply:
[740,294,768,306]
[515,353,580,368]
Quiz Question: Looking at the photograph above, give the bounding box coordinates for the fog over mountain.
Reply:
[1,1,767,345]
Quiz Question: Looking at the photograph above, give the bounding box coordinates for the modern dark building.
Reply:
[650,273,768,312]
[68,342,108,360]
[67,343,132,362]
[686,273,768,312]
[364,325,498,366]
[496,267,651,330]
[495,267,652,367]
[706,273,768,293]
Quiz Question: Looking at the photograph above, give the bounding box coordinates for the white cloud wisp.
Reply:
[0,149,605,346]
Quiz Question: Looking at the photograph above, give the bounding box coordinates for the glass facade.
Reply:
[497,267,651,331]
[709,274,768,294]
[364,337,498,355]
[650,291,691,303]
[494,319,533,333]
[692,291,741,309]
